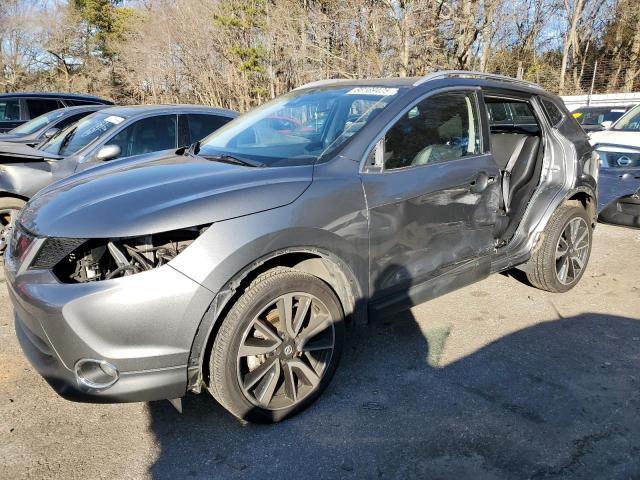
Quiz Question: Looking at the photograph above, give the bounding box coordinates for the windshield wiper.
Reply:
[200,153,266,168]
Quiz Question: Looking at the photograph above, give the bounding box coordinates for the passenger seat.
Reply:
[491,133,540,212]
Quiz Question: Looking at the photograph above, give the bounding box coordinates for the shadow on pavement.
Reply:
[147,310,640,479]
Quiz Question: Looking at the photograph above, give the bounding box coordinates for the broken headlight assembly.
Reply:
[31,226,208,283]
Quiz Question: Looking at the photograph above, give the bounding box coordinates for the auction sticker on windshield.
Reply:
[105,115,125,125]
[347,87,398,96]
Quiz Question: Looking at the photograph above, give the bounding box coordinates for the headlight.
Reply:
[39,225,209,283]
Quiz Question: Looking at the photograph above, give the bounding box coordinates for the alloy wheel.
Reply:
[0,208,20,254]
[236,292,336,411]
[555,217,590,285]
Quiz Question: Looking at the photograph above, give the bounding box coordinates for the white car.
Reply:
[590,104,640,227]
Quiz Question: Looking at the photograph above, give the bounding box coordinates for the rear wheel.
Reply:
[0,197,26,255]
[526,204,592,292]
[208,267,345,423]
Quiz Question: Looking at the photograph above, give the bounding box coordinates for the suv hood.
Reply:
[0,141,62,162]
[590,130,640,149]
[20,153,313,238]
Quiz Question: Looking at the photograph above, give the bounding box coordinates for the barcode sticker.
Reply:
[347,87,398,96]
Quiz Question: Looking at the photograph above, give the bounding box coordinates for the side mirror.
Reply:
[600,121,613,130]
[43,127,59,138]
[95,144,121,161]
[589,124,604,132]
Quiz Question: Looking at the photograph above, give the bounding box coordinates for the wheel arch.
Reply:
[0,191,29,203]
[565,187,597,227]
[187,246,365,392]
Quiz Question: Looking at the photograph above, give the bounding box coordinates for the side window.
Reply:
[187,114,232,143]
[487,103,512,124]
[540,98,564,126]
[26,99,60,119]
[107,115,177,159]
[485,99,540,134]
[0,99,21,121]
[511,103,536,125]
[383,91,481,170]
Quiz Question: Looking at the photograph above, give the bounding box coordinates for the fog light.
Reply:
[74,358,119,390]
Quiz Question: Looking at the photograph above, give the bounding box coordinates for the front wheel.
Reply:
[208,267,345,423]
[0,197,26,255]
[526,204,593,293]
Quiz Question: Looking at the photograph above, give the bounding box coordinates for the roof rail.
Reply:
[413,70,543,90]
[293,78,353,90]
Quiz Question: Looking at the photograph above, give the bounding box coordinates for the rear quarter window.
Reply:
[540,98,564,127]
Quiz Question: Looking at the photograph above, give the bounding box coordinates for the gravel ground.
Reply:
[1,223,639,480]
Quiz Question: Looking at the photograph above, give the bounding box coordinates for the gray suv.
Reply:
[5,72,598,423]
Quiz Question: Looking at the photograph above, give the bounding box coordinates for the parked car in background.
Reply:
[0,93,113,133]
[571,105,634,132]
[0,104,238,250]
[0,105,108,146]
[4,72,597,423]
[590,104,640,227]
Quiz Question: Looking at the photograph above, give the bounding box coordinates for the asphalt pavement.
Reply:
[1,223,639,479]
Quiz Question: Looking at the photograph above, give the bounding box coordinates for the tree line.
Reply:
[1,0,639,111]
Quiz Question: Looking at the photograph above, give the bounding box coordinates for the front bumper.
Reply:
[6,261,215,403]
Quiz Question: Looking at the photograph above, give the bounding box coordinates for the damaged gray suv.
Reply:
[6,72,598,423]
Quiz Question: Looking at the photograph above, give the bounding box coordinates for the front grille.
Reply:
[30,237,86,270]
[598,150,640,169]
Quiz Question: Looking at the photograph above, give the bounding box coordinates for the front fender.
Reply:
[0,163,54,198]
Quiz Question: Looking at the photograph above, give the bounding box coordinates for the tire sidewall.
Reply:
[213,272,345,423]
[546,206,593,293]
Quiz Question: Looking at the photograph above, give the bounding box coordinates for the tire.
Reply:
[208,267,345,423]
[526,204,592,293]
[0,197,26,255]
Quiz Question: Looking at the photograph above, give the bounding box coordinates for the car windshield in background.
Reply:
[40,112,125,156]
[197,86,402,166]
[612,105,640,131]
[572,108,627,126]
[10,110,67,135]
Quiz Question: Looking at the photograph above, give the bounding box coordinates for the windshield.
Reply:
[197,86,402,166]
[573,108,627,126]
[613,104,640,131]
[39,112,125,156]
[10,109,67,135]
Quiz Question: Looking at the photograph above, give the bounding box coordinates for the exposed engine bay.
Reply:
[51,226,206,283]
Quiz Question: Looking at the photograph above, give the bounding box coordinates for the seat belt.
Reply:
[501,136,528,213]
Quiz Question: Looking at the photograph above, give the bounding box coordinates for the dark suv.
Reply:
[0,93,113,132]
[5,72,598,423]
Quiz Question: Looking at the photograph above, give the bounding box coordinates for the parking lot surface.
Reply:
[1,223,639,479]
